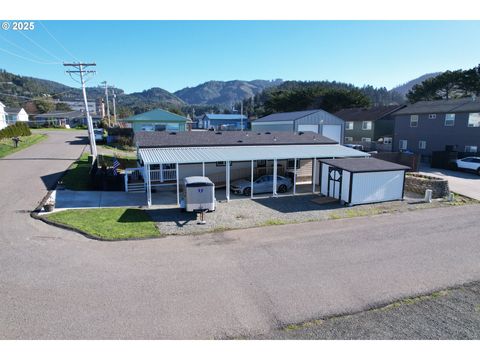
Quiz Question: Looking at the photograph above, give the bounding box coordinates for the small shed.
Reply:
[319,158,410,206]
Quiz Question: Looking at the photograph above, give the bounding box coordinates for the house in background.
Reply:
[251,109,345,144]
[391,97,480,158]
[200,113,248,131]
[33,110,102,128]
[335,105,405,151]
[122,108,190,133]
[0,102,7,129]
[5,107,29,125]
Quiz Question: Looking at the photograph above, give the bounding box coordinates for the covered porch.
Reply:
[138,144,368,207]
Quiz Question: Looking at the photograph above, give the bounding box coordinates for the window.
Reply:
[428,114,437,119]
[445,113,455,126]
[362,121,372,130]
[383,137,392,144]
[344,136,353,142]
[468,113,480,127]
[345,121,354,130]
[361,137,371,142]
[410,115,419,127]
[399,140,408,150]
[465,145,478,153]
[419,140,427,150]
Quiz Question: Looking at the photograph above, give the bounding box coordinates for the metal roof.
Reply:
[124,108,189,122]
[334,105,404,122]
[203,114,247,120]
[253,110,320,122]
[139,144,368,165]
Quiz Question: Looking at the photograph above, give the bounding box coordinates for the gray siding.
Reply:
[393,112,480,155]
[251,122,294,132]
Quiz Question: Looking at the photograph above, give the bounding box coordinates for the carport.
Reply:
[139,143,368,207]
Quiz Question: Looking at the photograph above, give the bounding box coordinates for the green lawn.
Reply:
[0,134,47,158]
[46,208,161,239]
[61,152,92,190]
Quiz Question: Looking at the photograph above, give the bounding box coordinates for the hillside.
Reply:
[390,72,442,97]
[174,79,284,106]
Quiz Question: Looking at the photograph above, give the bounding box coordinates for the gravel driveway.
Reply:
[148,191,471,236]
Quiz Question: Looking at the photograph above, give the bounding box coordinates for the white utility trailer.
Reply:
[319,158,410,206]
[181,176,216,212]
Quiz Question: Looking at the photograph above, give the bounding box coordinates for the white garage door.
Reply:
[298,124,318,133]
[322,125,342,143]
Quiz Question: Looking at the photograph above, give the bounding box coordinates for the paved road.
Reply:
[1,131,480,339]
[420,164,480,200]
[252,282,480,339]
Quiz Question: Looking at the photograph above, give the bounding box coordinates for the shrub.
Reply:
[0,122,31,140]
[117,135,133,147]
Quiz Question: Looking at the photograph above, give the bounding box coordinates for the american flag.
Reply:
[112,157,120,176]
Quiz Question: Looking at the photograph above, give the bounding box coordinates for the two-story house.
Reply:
[335,105,404,146]
[391,98,480,157]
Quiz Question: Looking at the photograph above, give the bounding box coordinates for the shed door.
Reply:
[298,124,318,133]
[327,167,342,199]
[322,125,342,143]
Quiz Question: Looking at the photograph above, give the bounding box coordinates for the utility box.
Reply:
[182,176,216,212]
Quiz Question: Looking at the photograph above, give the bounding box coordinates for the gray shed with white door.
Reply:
[251,109,345,144]
[319,158,410,205]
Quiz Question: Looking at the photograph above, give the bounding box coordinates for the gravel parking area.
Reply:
[147,191,474,236]
[248,281,480,340]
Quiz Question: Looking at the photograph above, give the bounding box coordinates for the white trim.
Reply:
[226,161,231,201]
[176,163,180,205]
[312,158,317,193]
[273,159,278,196]
[250,160,254,199]
[146,164,152,207]
[293,158,297,195]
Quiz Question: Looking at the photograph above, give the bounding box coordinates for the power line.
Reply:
[0,47,62,65]
[0,33,58,64]
[38,21,80,62]
[18,30,64,63]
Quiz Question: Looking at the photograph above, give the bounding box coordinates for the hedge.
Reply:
[0,122,32,140]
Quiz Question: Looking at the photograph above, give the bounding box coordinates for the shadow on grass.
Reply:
[145,208,197,227]
[252,194,343,213]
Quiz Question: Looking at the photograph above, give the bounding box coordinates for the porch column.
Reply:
[226,161,231,202]
[293,158,297,195]
[176,163,180,206]
[202,162,205,177]
[250,160,254,199]
[146,164,152,208]
[312,158,317,193]
[273,159,278,196]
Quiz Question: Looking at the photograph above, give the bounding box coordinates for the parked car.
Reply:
[230,175,293,196]
[454,157,480,175]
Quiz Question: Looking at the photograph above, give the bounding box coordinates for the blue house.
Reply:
[200,113,248,131]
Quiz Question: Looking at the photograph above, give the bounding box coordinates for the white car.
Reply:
[455,157,480,175]
[93,128,104,142]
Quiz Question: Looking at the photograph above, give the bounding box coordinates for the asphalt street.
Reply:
[1,131,480,339]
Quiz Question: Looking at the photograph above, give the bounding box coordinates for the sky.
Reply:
[0,20,479,94]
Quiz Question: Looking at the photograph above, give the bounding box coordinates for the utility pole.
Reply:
[64,62,97,159]
[111,87,117,124]
[240,100,244,131]
[101,81,111,126]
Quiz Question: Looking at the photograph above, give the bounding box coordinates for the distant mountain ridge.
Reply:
[390,72,442,97]
[174,79,284,105]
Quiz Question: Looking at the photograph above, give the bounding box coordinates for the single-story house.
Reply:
[320,158,409,205]
[129,130,369,207]
[0,102,7,130]
[200,113,248,131]
[5,107,29,125]
[33,110,102,127]
[122,108,190,133]
[334,105,404,149]
[251,109,345,144]
[391,97,480,157]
